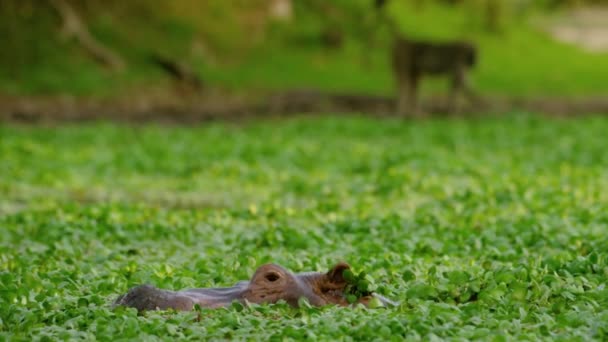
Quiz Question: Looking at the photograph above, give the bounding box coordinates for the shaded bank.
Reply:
[2,90,608,124]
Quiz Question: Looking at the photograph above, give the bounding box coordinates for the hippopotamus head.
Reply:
[114,262,395,311]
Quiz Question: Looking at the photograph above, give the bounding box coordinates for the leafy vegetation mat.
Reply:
[2,115,608,340]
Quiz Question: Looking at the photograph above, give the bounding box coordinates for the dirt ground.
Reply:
[548,7,608,52]
[1,88,608,124]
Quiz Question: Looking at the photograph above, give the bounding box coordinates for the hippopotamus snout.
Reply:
[114,282,250,311]
[114,284,197,311]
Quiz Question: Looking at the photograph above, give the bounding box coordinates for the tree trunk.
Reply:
[485,0,502,34]
[49,0,125,71]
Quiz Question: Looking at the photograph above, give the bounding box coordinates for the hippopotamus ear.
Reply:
[326,262,351,284]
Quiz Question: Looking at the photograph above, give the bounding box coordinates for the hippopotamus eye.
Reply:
[265,272,281,282]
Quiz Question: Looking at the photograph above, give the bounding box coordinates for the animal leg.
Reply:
[396,81,411,117]
[447,67,467,115]
[454,68,485,112]
[409,73,423,117]
[396,74,421,118]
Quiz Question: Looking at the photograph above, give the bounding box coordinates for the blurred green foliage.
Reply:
[0,0,607,96]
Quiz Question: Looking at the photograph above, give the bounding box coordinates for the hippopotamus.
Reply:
[114,262,396,311]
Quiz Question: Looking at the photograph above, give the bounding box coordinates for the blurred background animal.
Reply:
[375,0,482,116]
[391,37,480,116]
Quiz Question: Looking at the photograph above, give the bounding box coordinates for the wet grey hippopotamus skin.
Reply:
[114,262,396,311]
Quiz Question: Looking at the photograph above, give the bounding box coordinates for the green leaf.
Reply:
[446,270,470,286]
[402,269,416,282]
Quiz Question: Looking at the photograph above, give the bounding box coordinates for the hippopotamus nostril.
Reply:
[265,272,281,282]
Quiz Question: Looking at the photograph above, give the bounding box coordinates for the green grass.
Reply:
[2,115,608,340]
